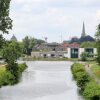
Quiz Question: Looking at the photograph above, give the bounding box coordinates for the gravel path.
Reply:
[85,65,100,84]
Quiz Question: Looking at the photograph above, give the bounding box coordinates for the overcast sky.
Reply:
[3,0,100,42]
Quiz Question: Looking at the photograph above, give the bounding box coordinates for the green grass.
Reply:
[23,57,79,61]
[91,64,100,79]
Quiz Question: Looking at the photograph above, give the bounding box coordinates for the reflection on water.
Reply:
[0,61,83,100]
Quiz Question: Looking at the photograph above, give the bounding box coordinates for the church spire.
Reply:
[81,22,86,37]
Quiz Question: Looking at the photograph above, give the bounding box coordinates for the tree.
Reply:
[22,36,44,55]
[2,41,21,64]
[80,41,96,48]
[95,24,100,65]
[0,0,12,51]
[23,36,32,55]
[2,41,21,83]
[0,34,5,48]
[0,0,12,34]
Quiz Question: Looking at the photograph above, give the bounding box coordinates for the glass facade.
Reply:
[71,48,79,58]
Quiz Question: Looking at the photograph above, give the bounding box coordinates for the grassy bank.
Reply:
[91,64,100,79]
[23,57,79,61]
[0,63,27,87]
[71,63,100,100]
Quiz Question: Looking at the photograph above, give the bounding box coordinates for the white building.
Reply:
[31,47,97,59]
[67,47,97,58]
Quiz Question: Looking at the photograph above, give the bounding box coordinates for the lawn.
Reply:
[91,64,100,79]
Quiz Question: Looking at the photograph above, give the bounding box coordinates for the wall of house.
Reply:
[79,48,84,58]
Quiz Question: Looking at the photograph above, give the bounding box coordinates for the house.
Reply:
[31,42,68,58]
[67,47,97,58]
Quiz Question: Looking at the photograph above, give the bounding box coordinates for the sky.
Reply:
[3,0,100,42]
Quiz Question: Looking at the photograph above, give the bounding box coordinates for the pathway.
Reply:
[85,65,100,84]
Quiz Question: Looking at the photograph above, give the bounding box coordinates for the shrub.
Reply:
[81,52,89,61]
[71,63,100,100]
[18,63,27,73]
[0,68,14,86]
[77,72,91,90]
[71,63,91,90]
[0,63,27,87]
[83,82,100,100]
[71,63,85,79]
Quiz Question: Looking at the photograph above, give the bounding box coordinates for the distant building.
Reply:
[70,22,95,43]
[32,42,68,58]
[79,22,95,43]
[70,37,79,43]
[67,47,97,58]
[68,42,80,48]
[32,42,66,51]
[11,34,17,41]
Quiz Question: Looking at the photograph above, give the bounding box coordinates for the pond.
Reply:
[0,61,83,100]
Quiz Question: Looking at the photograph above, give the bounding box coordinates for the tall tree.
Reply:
[0,0,12,34]
[23,36,45,55]
[23,36,36,55]
[2,41,21,83]
[95,24,100,65]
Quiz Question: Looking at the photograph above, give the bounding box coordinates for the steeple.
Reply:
[81,22,86,37]
[11,34,17,41]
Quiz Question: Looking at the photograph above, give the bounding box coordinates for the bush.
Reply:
[71,63,100,100]
[71,63,85,79]
[0,63,27,87]
[81,52,88,61]
[0,68,14,86]
[71,63,91,90]
[83,82,100,100]
[77,72,91,90]
[18,63,27,73]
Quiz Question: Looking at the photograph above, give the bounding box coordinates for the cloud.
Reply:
[6,0,100,42]
[96,10,100,20]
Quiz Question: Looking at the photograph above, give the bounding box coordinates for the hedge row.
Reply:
[0,63,27,87]
[71,63,100,100]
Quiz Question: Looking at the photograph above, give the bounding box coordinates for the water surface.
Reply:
[0,61,83,100]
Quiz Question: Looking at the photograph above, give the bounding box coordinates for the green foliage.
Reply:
[0,0,12,34]
[77,73,91,90]
[91,64,100,79]
[23,36,35,55]
[95,24,100,65]
[71,63,91,90]
[0,34,5,48]
[83,82,100,100]
[81,52,89,61]
[6,63,19,84]
[71,63,85,79]
[95,24,100,41]
[18,63,27,73]
[22,36,45,55]
[81,52,94,61]
[80,41,96,48]
[71,63,100,100]
[0,63,27,87]
[2,41,22,84]
[2,41,21,63]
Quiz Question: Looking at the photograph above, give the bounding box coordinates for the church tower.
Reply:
[11,34,17,41]
[81,22,86,37]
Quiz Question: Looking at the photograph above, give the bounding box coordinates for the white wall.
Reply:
[67,48,71,58]
[79,48,84,58]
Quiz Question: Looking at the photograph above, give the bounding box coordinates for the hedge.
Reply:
[0,63,27,87]
[71,63,100,100]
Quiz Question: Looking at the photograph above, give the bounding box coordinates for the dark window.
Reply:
[51,54,55,57]
[44,54,47,58]
[71,48,79,58]
[85,48,93,53]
